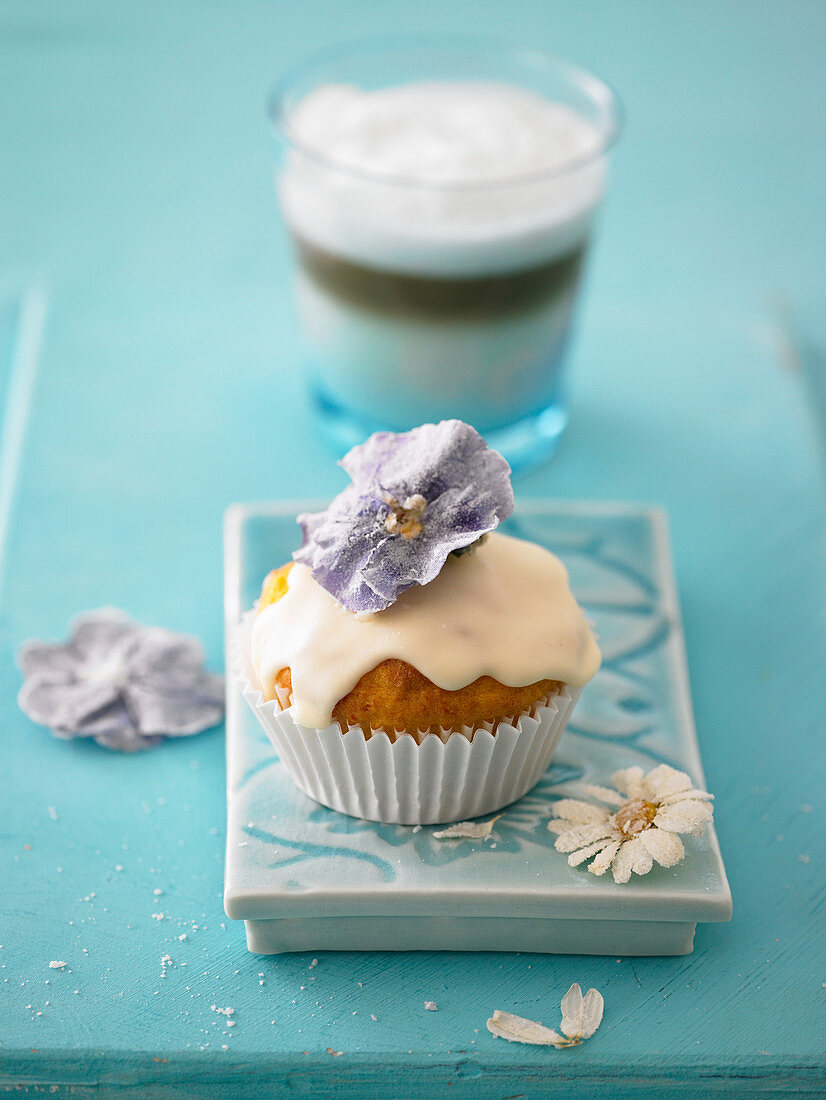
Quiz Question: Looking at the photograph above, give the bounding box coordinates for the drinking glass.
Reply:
[269,37,621,471]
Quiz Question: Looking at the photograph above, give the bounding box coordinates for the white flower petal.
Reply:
[611,767,645,799]
[559,983,584,1037]
[588,839,622,876]
[660,788,713,805]
[641,764,692,801]
[554,823,616,854]
[654,799,713,837]
[639,826,685,867]
[433,815,502,840]
[577,783,625,806]
[561,984,604,1040]
[578,988,605,1038]
[611,837,654,883]
[567,839,613,867]
[550,799,611,824]
[486,1010,566,1047]
[611,854,632,883]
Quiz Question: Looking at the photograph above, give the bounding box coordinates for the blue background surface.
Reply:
[1,2,824,1096]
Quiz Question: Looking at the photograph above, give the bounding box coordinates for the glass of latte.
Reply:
[269,38,620,470]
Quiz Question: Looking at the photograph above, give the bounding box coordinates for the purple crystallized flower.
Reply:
[18,609,224,751]
[294,420,514,613]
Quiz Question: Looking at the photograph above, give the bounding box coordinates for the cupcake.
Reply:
[235,420,600,824]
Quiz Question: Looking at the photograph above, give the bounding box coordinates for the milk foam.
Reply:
[278,81,607,276]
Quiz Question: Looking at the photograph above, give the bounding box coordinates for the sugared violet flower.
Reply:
[18,609,224,751]
[295,420,514,613]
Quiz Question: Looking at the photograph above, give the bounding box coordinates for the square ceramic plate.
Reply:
[224,501,731,956]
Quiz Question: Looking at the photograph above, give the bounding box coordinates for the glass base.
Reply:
[310,384,569,475]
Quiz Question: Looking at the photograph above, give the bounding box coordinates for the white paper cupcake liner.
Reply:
[232,612,581,825]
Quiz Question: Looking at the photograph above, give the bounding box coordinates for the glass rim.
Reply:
[267,33,623,193]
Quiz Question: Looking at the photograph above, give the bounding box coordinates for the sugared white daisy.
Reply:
[548,764,714,884]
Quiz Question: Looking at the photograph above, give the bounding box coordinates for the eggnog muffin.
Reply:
[239,420,600,823]
[257,562,564,736]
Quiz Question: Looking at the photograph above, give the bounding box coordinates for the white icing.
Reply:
[251,532,601,730]
[278,81,607,276]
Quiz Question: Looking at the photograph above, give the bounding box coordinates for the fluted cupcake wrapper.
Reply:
[232,612,580,825]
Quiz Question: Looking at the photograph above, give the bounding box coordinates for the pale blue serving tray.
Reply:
[224,501,731,956]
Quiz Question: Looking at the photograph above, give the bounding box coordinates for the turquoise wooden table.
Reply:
[2,2,825,1096]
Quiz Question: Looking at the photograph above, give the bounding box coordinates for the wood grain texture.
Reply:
[1,0,825,1096]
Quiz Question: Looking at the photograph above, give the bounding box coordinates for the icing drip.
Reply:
[251,532,600,730]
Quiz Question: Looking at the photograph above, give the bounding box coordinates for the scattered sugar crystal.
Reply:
[424,1001,438,1011]
[48,961,66,970]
